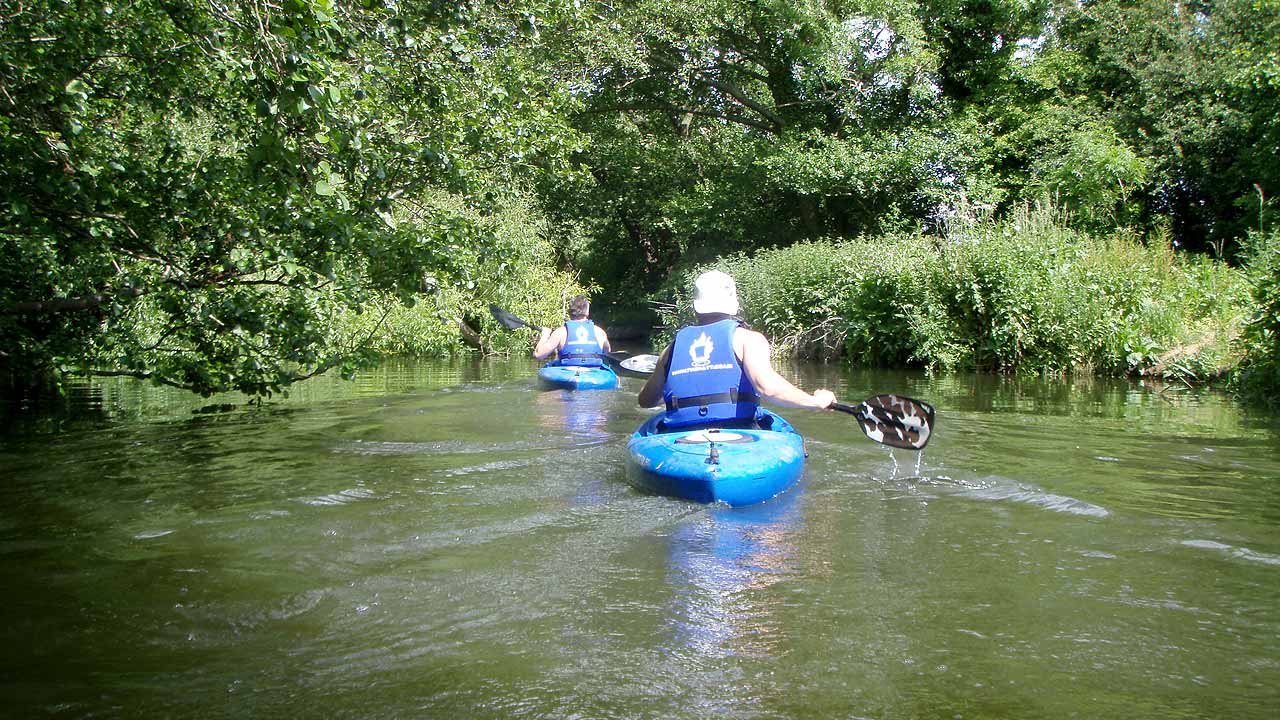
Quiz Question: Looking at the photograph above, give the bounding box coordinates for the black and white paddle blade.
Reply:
[834,394,935,450]
[599,352,658,378]
[859,394,935,449]
[488,304,535,331]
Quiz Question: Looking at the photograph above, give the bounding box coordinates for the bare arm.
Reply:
[532,326,565,360]
[637,345,672,408]
[736,330,834,410]
[596,326,612,353]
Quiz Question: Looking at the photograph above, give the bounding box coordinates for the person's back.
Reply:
[638,271,833,425]
[558,317,606,366]
[660,316,759,428]
[533,295,611,364]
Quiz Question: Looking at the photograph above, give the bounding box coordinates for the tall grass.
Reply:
[1231,229,1280,407]
[657,205,1251,381]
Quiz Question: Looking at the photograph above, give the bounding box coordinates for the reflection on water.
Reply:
[1,361,1278,719]
[0,356,533,432]
[666,492,803,661]
[533,388,612,441]
[531,388,620,506]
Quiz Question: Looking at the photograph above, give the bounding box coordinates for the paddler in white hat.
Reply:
[638,270,834,429]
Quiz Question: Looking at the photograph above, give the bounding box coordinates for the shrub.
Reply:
[654,204,1251,380]
[1232,230,1280,406]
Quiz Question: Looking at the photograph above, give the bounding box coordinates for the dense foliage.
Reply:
[1232,231,1280,406]
[0,0,587,396]
[654,205,1251,379]
[548,0,1278,295]
[1,0,1277,400]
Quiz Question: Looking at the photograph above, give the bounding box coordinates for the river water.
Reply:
[1,358,1277,719]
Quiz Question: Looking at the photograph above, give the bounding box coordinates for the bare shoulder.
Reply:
[736,327,769,350]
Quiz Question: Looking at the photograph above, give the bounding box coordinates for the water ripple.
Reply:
[444,458,539,477]
[332,439,546,456]
[1182,539,1280,566]
[300,487,379,506]
[923,475,1111,517]
[959,483,1111,517]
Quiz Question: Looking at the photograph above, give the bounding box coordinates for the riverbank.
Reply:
[646,206,1260,393]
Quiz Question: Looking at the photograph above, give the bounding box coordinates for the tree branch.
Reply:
[584,103,777,133]
[85,368,196,391]
[1,288,145,315]
[648,53,784,131]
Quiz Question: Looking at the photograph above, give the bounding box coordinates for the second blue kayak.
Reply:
[537,362,619,391]
[625,408,805,506]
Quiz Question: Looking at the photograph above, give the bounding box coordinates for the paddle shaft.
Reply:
[830,402,860,416]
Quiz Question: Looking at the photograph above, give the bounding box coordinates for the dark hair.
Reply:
[568,295,590,320]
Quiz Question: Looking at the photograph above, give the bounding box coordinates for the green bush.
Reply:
[655,205,1251,380]
[350,189,588,359]
[1232,230,1280,406]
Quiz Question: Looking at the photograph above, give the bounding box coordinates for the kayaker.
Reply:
[637,270,835,429]
[534,295,612,366]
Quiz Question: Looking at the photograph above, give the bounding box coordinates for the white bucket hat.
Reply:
[692,270,739,315]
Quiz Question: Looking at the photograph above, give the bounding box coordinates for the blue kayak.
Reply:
[625,408,805,506]
[537,362,619,391]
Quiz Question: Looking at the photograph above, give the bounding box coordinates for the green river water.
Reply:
[1,358,1278,719]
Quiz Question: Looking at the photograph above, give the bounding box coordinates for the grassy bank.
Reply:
[656,206,1256,387]
[1231,230,1280,408]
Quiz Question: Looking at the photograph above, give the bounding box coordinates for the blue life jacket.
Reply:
[558,319,604,366]
[661,318,758,429]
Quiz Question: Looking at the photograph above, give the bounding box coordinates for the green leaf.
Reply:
[64,78,89,97]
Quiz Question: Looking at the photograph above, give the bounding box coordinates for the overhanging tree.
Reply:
[0,0,588,396]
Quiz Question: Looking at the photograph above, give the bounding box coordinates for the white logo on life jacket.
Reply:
[689,333,713,367]
[574,325,590,344]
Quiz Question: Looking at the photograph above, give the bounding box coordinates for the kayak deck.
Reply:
[537,362,619,390]
[625,409,805,506]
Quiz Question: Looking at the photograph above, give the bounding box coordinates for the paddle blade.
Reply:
[602,352,660,378]
[488,304,535,331]
[619,354,659,374]
[835,394,936,450]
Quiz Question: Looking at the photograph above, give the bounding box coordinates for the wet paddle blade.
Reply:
[488,304,535,331]
[602,352,659,378]
[833,394,935,450]
[619,354,659,375]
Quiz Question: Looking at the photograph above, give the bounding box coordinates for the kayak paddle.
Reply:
[487,304,654,378]
[832,394,935,450]
[488,303,538,332]
[489,304,935,447]
[589,340,935,449]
